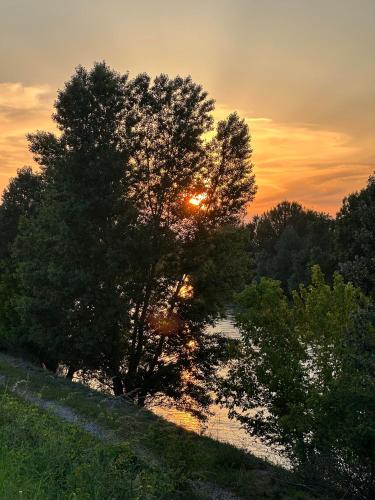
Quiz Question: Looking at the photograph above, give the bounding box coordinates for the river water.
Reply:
[77,316,283,465]
[150,317,284,465]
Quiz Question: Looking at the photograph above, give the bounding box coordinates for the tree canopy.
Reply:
[220,267,375,496]
[0,167,43,261]
[336,174,375,298]
[248,201,335,293]
[1,63,256,416]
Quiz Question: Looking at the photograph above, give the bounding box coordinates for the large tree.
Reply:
[249,201,335,294]
[336,174,375,298]
[14,63,133,373]
[118,75,255,408]
[13,63,256,414]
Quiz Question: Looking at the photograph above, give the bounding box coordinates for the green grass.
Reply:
[0,392,178,500]
[0,353,316,499]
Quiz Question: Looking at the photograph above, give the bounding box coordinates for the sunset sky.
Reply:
[1,0,374,217]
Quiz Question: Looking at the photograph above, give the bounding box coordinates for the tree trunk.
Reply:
[112,375,124,396]
[42,358,59,373]
[66,366,76,380]
[136,390,147,407]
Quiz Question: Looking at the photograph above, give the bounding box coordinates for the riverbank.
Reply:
[0,352,317,499]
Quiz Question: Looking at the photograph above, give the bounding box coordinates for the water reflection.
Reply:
[77,316,285,465]
[150,317,285,466]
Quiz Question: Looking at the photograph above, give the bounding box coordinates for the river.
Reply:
[150,317,284,465]
[77,316,283,465]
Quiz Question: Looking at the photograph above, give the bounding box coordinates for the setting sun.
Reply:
[188,192,207,207]
[186,339,197,350]
[178,275,194,299]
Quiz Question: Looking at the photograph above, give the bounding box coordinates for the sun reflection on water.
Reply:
[150,318,287,466]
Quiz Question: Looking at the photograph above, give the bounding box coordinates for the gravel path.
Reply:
[5,378,117,443]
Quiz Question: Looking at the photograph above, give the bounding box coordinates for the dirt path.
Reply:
[0,374,116,443]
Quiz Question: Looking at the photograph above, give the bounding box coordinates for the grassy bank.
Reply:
[0,392,176,499]
[0,353,315,499]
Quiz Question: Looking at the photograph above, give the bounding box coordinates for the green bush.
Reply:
[220,266,375,497]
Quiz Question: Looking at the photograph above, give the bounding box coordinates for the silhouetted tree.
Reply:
[14,63,133,374]
[0,167,43,353]
[116,73,255,408]
[12,63,256,415]
[336,174,375,298]
[0,167,43,261]
[249,201,335,293]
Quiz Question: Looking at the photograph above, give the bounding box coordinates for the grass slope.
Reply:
[0,392,175,500]
[0,353,315,499]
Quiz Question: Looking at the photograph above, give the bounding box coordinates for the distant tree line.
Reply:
[248,178,375,299]
[0,62,374,497]
[224,177,375,497]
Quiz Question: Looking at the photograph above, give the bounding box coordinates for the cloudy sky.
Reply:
[1,0,374,216]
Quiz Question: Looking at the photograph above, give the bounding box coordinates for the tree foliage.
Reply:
[249,201,335,294]
[0,167,43,261]
[0,167,43,352]
[220,266,375,496]
[2,63,256,415]
[336,174,375,298]
[12,64,132,373]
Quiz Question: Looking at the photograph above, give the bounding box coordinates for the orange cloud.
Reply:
[0,87,373,218]
[0,83,54,192]
[214,107,374,217]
